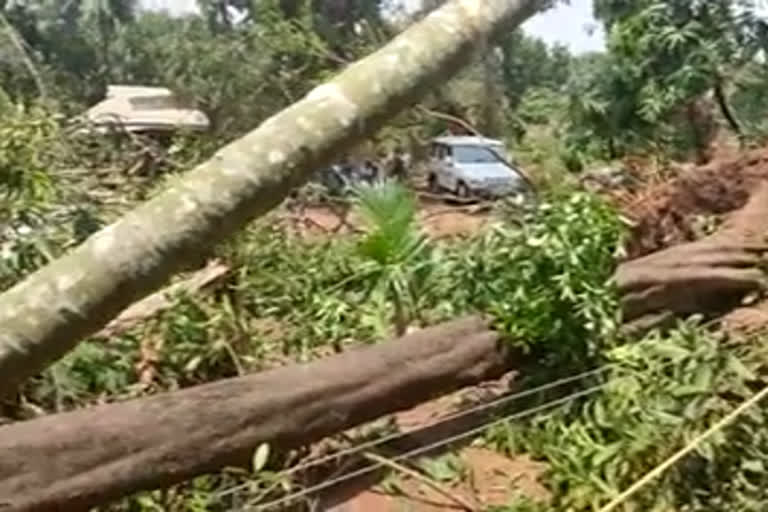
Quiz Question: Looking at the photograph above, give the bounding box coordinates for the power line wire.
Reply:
[216,364,616,500]
[246,384,606,511]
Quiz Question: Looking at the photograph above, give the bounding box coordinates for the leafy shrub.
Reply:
[11,178,631,508]
[353,182,436,335]
[0,102,60,205]
[488,318,768,511]
[442,190,625,363]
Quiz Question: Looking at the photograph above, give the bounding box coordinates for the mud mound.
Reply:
[614,146,768,259]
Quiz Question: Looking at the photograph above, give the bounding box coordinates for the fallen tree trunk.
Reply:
[616,182,768,331]
[0,316,512,512]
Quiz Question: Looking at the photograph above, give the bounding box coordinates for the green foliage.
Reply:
[0,102,72,290]
[0,0,392,142]
[560,51,649,168]
[418,453,466,484]
[489,319,768,511]
[445,191,625,361]
[731,61,768,139]
[498,30,572,112]
[0,102,59,205]
[353,181,435,335]
[355,182,424,268]
[11,182,625,410]
[584,0,765,155]
[6,2,768,510]
[557,0,768,168]
[21,337,139,412]
[515,87,568,127]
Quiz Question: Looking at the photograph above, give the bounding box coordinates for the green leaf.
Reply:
[590,442,622,468]
[726,354,756,382]
[649,344,691,362]
[742,460,765,473]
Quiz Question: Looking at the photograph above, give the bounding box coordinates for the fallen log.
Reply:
[0,316,512,512]
[7,178,768,512]
[616,182,768,331]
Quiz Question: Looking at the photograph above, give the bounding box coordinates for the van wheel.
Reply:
[428,174,439,193]
[455,181,470,198]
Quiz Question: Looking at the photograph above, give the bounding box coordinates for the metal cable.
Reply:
[245,384,606,511]
[230,323,753,510]
[216,364,617,500]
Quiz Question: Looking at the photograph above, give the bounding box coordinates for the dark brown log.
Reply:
[616,182,768,330]
[0,316,511,512]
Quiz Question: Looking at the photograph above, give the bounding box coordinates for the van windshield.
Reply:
[452,145,502,164]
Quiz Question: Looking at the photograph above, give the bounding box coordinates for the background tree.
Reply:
[593,0,768,142]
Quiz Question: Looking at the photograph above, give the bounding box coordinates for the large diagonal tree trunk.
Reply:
[0,0,547,394]
[0,317,513,512]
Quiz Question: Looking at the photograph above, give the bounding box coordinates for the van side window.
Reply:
[433,144,450,160]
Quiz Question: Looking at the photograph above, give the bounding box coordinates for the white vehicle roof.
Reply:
[431,135,504,147]
[76,84,210,134]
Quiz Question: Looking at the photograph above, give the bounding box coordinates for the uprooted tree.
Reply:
[617,182,768,333]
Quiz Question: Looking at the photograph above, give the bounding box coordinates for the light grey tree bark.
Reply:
[0,0,547,393]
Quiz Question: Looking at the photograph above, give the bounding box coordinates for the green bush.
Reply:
[488,319,768,511]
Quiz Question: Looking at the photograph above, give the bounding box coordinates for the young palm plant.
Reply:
[353,180,434,337]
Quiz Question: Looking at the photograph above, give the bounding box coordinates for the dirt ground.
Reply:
[309,369,553,512]
[322,448,549,512]
[282,194,492,240]
[608,145,768,258]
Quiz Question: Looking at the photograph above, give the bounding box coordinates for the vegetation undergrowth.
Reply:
[488,319,768,512]
[8,181,631,508]
[8,164,768,512]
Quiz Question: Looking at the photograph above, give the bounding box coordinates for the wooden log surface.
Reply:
[0,316,511,512]
[92,259,230,339]
[616,182,768,331]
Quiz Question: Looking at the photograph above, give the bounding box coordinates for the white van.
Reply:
[426,136,529,198]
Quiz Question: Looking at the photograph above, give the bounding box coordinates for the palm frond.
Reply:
[353,180,425,266]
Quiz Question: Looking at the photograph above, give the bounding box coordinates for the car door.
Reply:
[436,144,456,190]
